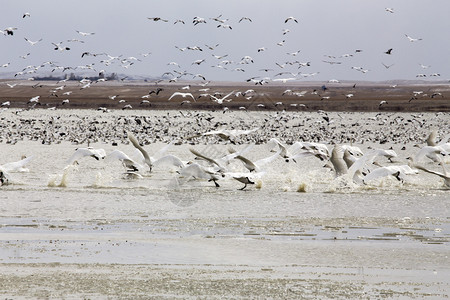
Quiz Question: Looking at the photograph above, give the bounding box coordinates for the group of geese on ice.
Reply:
[1,129,449,190]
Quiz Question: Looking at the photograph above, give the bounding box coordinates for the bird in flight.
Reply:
[76,30,95,36]
[210,90,235,104]
[239,17,252,23]
[3,27,17,36]
[193,16,207,25]
[285,16,298,23]
[405,34,422,42]
[217,24,232,30]
[168,92,196,101]
[384,48,393,55]
[147,17,168,22]
[24,37,43,46]
[52,42,70,51]
[192,59,206,65]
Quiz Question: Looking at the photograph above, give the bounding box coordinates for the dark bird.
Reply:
[149,88,163,95]
[3,27,17,36]
[384,48,393,55]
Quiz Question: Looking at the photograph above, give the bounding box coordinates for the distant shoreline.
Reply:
[1,80,449,112]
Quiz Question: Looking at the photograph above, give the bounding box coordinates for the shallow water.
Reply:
[0,109,449,297]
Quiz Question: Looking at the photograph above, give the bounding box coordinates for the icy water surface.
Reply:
[0,109,449,298]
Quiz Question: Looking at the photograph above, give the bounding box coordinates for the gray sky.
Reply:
[1,0,449,83]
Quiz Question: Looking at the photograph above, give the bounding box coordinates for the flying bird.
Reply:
[287,50,301,56]
[128,133,175,172]
[405,34,422,42]
[239,17,252,23]
[217,24,232,29]
[232,148,281,173]
[193,16,207,25]
[24,37,43,46]
[285,16,298,23]
[192,59,206,65]
[210,90,235,104]
[3,27,17,36]
[76,30,95,36]
[147,17,169,22]
[106,150,143,173]
[27,95,40,104]
[66,148,106,165]
[52,42,70,51]
[177,163,221,187]
[362,165,417,184]
[384,48,393,55]
[19,53,31,59]
[0,156,33,173]
[168,92,196,101]
[149,88,163,95]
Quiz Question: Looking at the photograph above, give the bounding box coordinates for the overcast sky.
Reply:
[1,0,449,83]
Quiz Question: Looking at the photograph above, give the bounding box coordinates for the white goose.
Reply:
[210,90,234,104]
[66,148,106,165]
[127,133,174,172]
[362,165,417,184]
[0,156,33,173]
[168,92,195,101]
[106,150,143,172]
[24,37,43,46]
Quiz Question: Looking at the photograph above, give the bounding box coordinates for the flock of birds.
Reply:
[1,7,446,112]
[0,79,445,112]
[0,7,448,190]
[1,127,449,190]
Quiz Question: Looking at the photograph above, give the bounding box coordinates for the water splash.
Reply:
[47,164,78,187]
[297,183,308,192]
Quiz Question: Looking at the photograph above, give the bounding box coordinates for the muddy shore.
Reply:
[1,80,449,112]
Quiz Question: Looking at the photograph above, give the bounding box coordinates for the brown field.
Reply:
[1,79,449,112]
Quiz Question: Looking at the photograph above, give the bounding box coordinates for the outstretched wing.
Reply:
[189,148,224,170]
[107,150,142,170]
[128,133,152,170]
[153,154,185,169]
[66,148,104,165]
[1,156,33,172]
